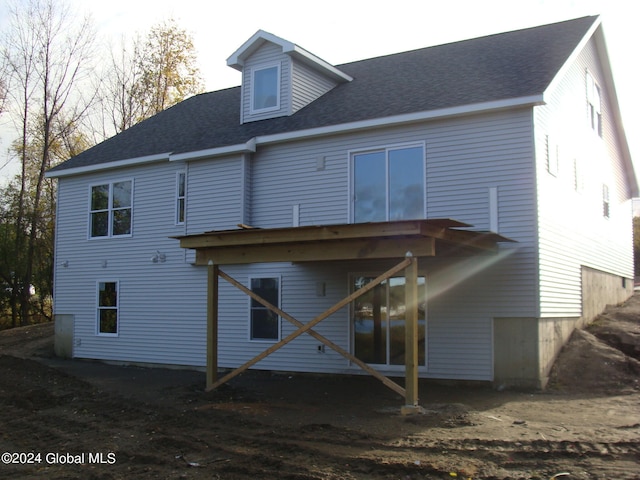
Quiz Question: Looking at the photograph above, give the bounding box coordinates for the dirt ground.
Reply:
[1,297,639,480]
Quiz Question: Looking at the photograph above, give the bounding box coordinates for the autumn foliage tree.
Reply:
[100,19,204,135]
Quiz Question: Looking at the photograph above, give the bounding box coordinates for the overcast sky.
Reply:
[0,0,637,185]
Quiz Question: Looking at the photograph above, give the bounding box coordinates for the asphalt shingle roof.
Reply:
[50,16,598,173]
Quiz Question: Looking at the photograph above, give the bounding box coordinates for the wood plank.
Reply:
[404,256,419,406]
[206,262,219,389]
[208,258,412,391]
[194,237,435,265]
[178,220,432,249]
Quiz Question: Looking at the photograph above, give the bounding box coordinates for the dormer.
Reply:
[227,30,352,124]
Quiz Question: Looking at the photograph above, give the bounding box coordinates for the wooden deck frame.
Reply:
[177,219,512,410]
[207,257,417,402]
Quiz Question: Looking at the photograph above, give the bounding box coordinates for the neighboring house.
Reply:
[47,16,637,390]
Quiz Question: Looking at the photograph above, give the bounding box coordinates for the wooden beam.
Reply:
[208,257,412,391]
[178,220,434,249]
[404,255,419,407]
[217,269,406,397]
[206,261,219,390]
[194,237,435,265]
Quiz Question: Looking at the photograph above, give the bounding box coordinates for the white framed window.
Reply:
[249,276,280,341]
[97,281,119,336]
[176,171,186,225]
[586,70,602,137]
[89,180,133,238]
[251,64,280,113]
[351,143,426,223]
[602,184,610,218]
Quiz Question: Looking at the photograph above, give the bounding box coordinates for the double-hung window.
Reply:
[249,277,280,341]
[251,64,280,112]
[352,144,425,223]
[90,180,133,238]
[586,71,602,137]
[176,172,186,225]
[97,281,118,335]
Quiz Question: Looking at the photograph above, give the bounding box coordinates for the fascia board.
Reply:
[45,152,171,179]
[256,95,545,146]
[169,138,257,162]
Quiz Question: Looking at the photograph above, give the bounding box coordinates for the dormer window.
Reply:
[252,64,280,112]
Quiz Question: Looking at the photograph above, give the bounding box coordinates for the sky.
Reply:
[0,0,638,186]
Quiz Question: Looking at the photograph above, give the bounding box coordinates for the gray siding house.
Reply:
[47,16,637,390]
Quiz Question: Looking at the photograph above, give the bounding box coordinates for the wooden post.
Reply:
[206,261,219,390]
[402,253,422,414]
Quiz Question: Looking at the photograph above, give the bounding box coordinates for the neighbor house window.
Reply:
[353,144,425,223]
[97,281,118,335]
[586,71,602,137]
[250,277,280,340]
[251,64,280,112]
[176,171,186,225]
[90,180,133,238]
[602,184,610,218]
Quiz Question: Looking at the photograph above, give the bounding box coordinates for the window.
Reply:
[176,172,186,225]
[545,135,558,176]
[250,277,280,340]
[353,145,425,223]
[252,64,280,112]
[90,180,132,238]
[602,184,610,218]
[97,281,118,335]
[586,71,602,137]
[351,275,426,366]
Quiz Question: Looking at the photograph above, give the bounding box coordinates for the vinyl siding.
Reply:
[53,161,208,366]
[241,43,290,123]
[534,37,634,318]
[53,109,538,381]
[291,60,338,114]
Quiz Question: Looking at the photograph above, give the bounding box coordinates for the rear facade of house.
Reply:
[49,16,636,388]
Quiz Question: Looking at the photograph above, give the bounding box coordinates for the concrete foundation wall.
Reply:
[54,314,74,359]
[581,266,633,327]
[494,267,633,389]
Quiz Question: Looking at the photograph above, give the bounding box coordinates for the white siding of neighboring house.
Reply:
[534,36,634,318]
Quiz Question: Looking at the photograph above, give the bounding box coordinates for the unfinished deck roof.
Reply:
[176,219,512,265]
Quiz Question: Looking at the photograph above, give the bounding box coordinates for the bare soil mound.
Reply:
[1,297,639,479]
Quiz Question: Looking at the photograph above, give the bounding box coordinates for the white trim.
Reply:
[170,138,256,162]
[46,152,170,178]
[50,95,544,172]
[227,29,352,82]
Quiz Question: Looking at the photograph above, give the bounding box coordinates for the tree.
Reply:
[99,19,204,136]
[1,0,96,326]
